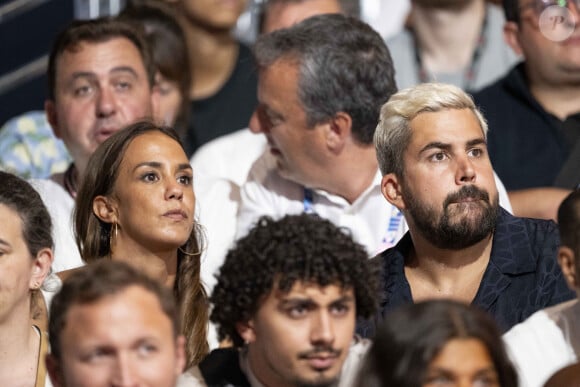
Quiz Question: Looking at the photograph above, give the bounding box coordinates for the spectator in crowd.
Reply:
[0,2,191,182]
[362,82,574,337]
[32,17,158,272]
[503,189,580,387]
[191,0,362,293]
[0,171,54,387]
[356,300,518,387]
[46,260,186,387]
[167,0,258,155]
[387,0,519,92]
[473,0,580,220]
[180,214,377,387]
[74,121,208,367]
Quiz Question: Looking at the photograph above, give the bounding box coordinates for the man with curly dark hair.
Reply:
[179,213,377,387]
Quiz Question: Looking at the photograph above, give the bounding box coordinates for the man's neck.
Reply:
[404,230,493,303]
[318,145,379,204]
[412,0,486,73]
[181,20,239,100]
[529,81,580,120]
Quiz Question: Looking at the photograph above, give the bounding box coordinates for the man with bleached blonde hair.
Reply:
[358,82,574,338]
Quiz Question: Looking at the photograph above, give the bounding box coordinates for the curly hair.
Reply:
[210,214,378,347]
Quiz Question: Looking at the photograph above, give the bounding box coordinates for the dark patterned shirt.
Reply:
[357,208,575,337]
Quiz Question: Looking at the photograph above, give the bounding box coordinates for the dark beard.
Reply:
[404,184,498,250]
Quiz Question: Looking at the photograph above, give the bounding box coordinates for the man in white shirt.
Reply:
[503,189,580,387]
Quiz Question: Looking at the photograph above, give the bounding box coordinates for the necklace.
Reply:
[411,8,488,92]
[63,164,78,199]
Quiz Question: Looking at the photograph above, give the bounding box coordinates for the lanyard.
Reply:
[302,188,404,251]
[412,8,488,92]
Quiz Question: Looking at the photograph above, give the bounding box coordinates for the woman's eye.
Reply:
[141,172,159,182]
[177,175,192,185]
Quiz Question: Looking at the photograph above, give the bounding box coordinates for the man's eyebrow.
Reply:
[419,141,452,154]
[109,66,139,78]
[419,138,487,155]
[329,295,356,307]
[278,294,355,306]
[466,138,487,147]
[69,72,97,82]
[67,66,140,84]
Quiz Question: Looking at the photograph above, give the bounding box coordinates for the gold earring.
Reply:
[109,222,119,250]
[178,245,201,257]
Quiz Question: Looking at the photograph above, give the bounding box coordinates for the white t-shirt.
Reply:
[30,175,84,273]
[503,299,580,387]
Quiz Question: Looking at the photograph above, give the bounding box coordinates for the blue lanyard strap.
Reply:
[303,188,315,214]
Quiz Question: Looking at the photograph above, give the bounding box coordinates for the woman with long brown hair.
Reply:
[74,120,208,367]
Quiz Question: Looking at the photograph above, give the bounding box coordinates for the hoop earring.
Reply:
[178,246,201,257]
[110,222,119,250]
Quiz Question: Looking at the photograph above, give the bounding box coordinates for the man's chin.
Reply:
[292,372,339,387]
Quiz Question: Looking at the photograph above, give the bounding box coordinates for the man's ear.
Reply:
[46,354,64,387]
[381,173,406,210]
[236,320,256,345]
[558,246,578,291]
[44,99,61,139]
[92,195,117,223]
[30,247,54,291]
[324,112,352,153]
[504,21,524,57]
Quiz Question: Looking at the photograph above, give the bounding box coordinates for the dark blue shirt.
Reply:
[357,208,575,337]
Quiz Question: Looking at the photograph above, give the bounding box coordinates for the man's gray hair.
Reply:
[253,13,397,145]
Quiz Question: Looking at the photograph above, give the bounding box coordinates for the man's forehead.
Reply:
[264,0,342,33]
[57,37,145,73]
[273,280,354,300]
[408,108,485,139]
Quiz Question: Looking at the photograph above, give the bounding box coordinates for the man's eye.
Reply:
[137,343,158,357]
[115,81,132,91]
[287,306,308,318]
[330,304,350,316]
[469,148,484,157]
[83,349,109,363]
[74,85,92,97]
[429,152,447,162]
[424,375,453,386]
